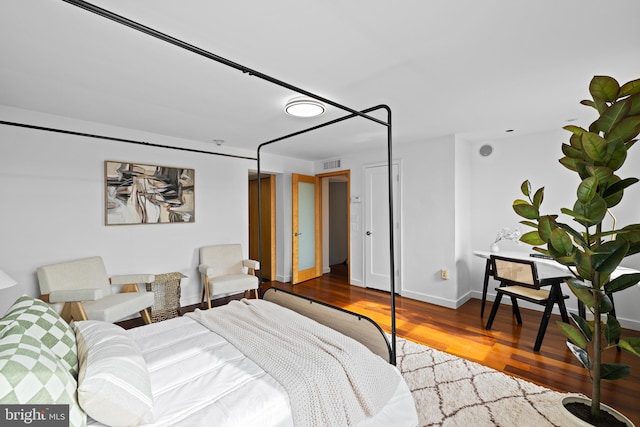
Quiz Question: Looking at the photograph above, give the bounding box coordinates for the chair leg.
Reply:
[140,308,152,325]
[510,297,523,324]
[204,276,212,309]
[60,302,88,324]
[534,286,561,352]
[254,288,259,299]
[557,294,570,324]
[485,292,503,330]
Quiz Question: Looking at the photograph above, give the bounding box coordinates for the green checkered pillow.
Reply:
[0,327,86,427]
[0,296,78,377]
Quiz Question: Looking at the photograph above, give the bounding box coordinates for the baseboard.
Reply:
[400,290,468,309]
[470,290,640,331]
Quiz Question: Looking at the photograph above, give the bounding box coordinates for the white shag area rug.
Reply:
[395,336,580,427]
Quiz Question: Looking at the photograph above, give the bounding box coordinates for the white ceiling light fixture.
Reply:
[284,97,325,118]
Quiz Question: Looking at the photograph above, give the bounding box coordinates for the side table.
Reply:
[145,272,186,322]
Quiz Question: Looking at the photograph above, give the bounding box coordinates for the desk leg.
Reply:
[480,259,492,317]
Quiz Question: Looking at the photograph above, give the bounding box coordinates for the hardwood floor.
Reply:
[262,270,640,426]
[122,267,640,425]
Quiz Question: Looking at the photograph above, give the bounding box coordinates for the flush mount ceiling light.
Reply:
[284,97,325,118]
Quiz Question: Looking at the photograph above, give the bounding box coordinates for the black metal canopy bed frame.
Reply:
[1,0,398,356]
[40,0,399,364]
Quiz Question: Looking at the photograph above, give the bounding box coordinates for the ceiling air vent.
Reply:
[323,159,341,170]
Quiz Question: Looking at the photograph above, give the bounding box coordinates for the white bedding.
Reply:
[88,314,418,427]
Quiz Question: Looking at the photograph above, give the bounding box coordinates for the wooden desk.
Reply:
[474,250,638,317]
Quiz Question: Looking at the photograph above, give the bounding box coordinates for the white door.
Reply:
[364,162,400,292]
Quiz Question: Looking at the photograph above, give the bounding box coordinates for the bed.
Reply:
[0,291,418,427]
[1,3,412,424]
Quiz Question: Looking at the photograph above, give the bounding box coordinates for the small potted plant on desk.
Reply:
[512,75,640,426]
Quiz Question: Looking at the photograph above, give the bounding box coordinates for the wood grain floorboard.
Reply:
[262,269,640,426]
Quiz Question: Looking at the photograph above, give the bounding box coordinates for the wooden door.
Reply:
[292,173,322,284]
[249,175,276,280]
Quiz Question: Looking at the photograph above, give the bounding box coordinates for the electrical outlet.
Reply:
[441,269,448,280]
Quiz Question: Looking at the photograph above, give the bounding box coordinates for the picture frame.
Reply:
[105,161,195,225]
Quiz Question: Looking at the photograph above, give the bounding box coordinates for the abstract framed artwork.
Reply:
[105,161,195,225]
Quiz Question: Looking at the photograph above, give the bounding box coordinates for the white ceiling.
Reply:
[2,0,639,160]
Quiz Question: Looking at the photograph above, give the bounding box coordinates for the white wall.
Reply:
[315,128,640,330]
[467,129,640,330]
[0,106,312,316]
[320,136,462,307]
[3,106,639,331]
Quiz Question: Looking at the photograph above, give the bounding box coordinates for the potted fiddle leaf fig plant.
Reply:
[512,75,640,426]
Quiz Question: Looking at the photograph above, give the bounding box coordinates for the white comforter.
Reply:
[89,309,418,427]
[187,299,401,426]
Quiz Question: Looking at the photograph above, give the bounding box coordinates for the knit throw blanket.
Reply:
[187,299,400,427]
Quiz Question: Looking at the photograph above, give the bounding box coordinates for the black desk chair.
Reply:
[484,255,570,352]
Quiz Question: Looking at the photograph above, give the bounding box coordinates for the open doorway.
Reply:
[248,172,276,281]
[320,170,350,281]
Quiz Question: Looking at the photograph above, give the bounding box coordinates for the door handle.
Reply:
[293,232,303,237]
[366,231,372,236]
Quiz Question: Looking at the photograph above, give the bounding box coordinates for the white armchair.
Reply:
[199,244,260,309]
[37,256,155,324]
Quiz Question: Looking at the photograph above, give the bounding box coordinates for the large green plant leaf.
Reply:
[595,99,631,133]
[604,139,627,171]
[571,195,608,227]
[576,252,595,282]
[577,176,597,203]
[549,227,575,256]
[600,363,630,380]
[557,222,587,247]
[619,225,640,256]
[558,321,588,348]
[603,177,639,198]
[571,312,593,341]
[619,78,640,97]
[567,341,591,370]
[580,99,597,110]
[604,314,621,345]
[618,337,640,357]
[519,220,539,229]
[563,125,587,136]
[520,230,544,245]
[627,93,640,115]
[591,239,629,274]
[513,199,538,219]
[562,143,582,159]
[599,292,614,313]
[608,115,640,143]
[569,132,583,149]
[605,273,640,293]
[581,132,609,163]
[537,216,557,243]
[568,278,596,308]
[561,207,590,224]
[559,156,582,173]
[590,75,620,102]
[532,187,544,209]
[586,165,614,184]
[603,176,637,207]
